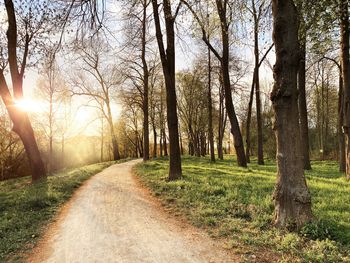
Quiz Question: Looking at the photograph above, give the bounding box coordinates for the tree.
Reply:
[37,49,66,174]
[71,39,121,160]
[182,0,247,167]
[340,0,350,179]
[177,68,208,157]
[121,0,154,161]
[271,0,312,227]
[244,0,271,165]
[0,0,62,181]
[152,0,182,180]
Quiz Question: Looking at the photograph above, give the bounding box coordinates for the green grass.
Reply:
[0,158,131,263]
[135,156,350,263]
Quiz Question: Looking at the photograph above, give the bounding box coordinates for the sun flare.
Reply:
[14,99,46,113]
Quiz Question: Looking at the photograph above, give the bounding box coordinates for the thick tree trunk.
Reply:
[298,43,312,170]
[152,0,182,180]
[271,0,312,228]
[340,0,350,179]
[0,73,46,182]
[1,0,46,182]
[15,116,46,181]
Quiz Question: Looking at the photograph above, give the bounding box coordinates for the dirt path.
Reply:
[28,160,238,263]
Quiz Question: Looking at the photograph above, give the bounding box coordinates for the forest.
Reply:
[0,0,350,262]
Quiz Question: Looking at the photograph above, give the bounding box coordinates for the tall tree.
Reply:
[340,0,350,179]
[183,0,247,167]
[0,0,55,181]
[271,0,312,227]
[141,0,150,161]
[246,0,270,165]
[152,0,182,180]
[121,0,153,161]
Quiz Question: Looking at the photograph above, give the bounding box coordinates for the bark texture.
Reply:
[271,0,312,228]
[298,43,312,170]
[340,0,350,179]
[152,0,182,180]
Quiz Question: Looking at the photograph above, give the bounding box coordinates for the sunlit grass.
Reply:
[135,156,350,262]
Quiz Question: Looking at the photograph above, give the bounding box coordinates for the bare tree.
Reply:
[71,39,121,160]
[0,0,65,181]
[182,0,247,167]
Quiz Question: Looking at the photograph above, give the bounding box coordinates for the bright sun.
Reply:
[15,99,45,113]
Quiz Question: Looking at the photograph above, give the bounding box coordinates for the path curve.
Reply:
[28,160,238,263]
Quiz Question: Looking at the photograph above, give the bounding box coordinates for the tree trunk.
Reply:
[107,110,120,161]
[162,128,168,156]
[0,0,46,182]
[153,125,157,158]
[254,30,264,165]
[200,133,206,157]
[246,76,255,163]
[48,90,53,173]
[100,117,104,162]
[271,0,312,228]
[217,1,247,167]
[142,0,150,161]
[298,43,312,170]
[179,129,184,155]
[152,0,182,180]
[159,128,163,157]
[218,81,226,160]
[340,0,350,179]
[0,72,46,182]
[207,37,215,162]
[339,71,346,172]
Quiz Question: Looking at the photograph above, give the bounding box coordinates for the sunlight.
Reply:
[75,108,92,123]
[14,99,46,113]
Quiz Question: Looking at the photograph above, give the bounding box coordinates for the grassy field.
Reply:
[0,159,130,262]
[135,156,350,262]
